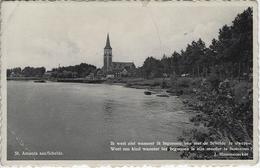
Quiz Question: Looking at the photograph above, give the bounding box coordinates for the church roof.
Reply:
[112,62,135,70]
[104,33,112,49]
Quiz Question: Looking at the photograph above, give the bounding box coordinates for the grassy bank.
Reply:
[104,77,167,89]
[107,77,200,96]
[175,77,253,159]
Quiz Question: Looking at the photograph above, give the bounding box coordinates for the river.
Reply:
[7,81,193,160]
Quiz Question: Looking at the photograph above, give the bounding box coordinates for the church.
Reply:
[102,34,136,77]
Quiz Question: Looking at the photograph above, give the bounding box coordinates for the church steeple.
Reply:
[103,33,112,73]
[104,33,112,49]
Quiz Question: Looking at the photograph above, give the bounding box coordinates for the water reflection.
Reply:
[103,99,115,122]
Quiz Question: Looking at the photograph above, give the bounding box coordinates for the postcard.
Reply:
[0,0,258,166]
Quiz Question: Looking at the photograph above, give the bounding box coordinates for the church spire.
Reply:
[104,33,112,49]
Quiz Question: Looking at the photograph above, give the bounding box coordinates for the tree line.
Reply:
[7,63,97,78]
[7,67,46,77]
[50,63,97,78]
[137,7,252,80]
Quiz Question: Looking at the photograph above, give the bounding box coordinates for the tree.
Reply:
[21,66,46,77]
[142,57,163,78]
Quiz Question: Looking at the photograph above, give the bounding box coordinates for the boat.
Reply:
[156,94,170,97]
[34,80,46,83]
[144,91,152,95]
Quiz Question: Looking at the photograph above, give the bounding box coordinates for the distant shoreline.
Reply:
[7,77,45,81]
[7,77,189,99]
[7,77,105,84]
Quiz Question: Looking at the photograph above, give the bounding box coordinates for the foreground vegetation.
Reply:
[175,76,253,159]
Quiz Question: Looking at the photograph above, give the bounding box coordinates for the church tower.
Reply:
[103,33,112,73]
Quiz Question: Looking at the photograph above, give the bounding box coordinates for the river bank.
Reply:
[109,76,253,159]
[105,77,199,98]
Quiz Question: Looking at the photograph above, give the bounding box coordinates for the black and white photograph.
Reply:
[0,1,258,164]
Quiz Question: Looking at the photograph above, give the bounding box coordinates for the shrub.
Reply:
[232,82,251,104]
[161,80,167,88]
[176,77,192,88]
[206,73,220,90]
[191,78,202,87]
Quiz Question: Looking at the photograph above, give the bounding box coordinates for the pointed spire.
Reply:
[104,33,112,49]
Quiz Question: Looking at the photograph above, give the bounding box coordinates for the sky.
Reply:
[1,2,251,70]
